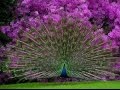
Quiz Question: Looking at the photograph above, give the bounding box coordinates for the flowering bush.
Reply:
[88,0,120,48]
[1,0,120,48]
[1,0,92,39]
[0,0,120,82]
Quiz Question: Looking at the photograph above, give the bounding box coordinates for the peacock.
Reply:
[6,18,118,82]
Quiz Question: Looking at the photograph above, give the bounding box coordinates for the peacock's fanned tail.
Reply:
[6,18,118,81]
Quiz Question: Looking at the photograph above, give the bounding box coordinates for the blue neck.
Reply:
[60,64,68,78]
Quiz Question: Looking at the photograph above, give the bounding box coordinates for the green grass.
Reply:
[0,81,120,89]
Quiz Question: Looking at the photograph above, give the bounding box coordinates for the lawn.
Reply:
[0,81,120,89]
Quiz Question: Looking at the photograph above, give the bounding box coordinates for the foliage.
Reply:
[0,0,17,26]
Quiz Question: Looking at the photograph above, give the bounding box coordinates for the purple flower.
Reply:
[1,26,11,34]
